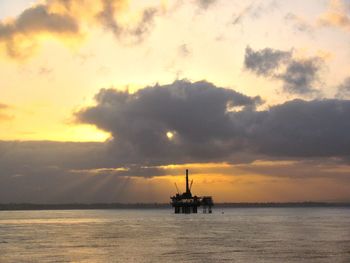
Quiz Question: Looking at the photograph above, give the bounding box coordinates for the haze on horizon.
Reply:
[1,0,350,203]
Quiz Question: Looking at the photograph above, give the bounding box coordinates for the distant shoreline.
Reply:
[1,202,350,211]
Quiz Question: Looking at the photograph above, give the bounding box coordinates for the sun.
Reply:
[166,131,174,140]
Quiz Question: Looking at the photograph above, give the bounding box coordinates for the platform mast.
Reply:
[186,169,189,194]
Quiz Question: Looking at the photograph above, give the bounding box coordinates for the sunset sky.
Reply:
[1,0,350,203]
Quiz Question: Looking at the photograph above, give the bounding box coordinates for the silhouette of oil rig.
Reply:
[170,169,213,214]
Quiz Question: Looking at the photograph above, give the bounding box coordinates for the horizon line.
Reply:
[1,202,350,211]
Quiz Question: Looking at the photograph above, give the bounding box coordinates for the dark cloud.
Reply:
[2,81,350,201]
[1,81,350,181]
[246,99,350,157]
[0,141,108,172]
[244,46,291,76]
[336,77,350,98]
[0,140,146,203]
[0,140,349,203]
[244,46,323,95]
[76,80,262,166]
[76,80,350,164]
[277,58,322,94]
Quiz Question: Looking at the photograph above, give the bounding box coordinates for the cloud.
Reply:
[2,81,350,201]
[336,77,350,98]
[0,3,79,58]
[129,7,158,42]
[231,1,279,26]
[244,46,323,95]
[76,80,262,166]
[178,44,191,57]
[318,0,350,31]
[0,140,141,203]
[277,58,322,94]
[97,0,158,42]
[0,143,349,203]
[246,99,350,157]
[284,13,314,33]
[197,0,217,9]
[97,0,123,36]
[244,46,291,76]
[76,80,350,163]
[0,0,160,58]
[1,81,349,180]
[231,4,253,25]
[0,4,78,36]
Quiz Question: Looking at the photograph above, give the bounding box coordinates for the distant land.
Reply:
[1,202,350,211]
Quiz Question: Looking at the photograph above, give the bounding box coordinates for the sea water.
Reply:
[0,208,349,262]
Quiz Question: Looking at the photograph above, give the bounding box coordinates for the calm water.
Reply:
[0,208,350,262]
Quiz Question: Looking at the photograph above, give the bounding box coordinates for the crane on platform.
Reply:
[174,183,180,195]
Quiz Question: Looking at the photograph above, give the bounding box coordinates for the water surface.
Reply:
[0,208,349,262]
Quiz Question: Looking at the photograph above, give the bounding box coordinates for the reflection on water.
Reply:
[0,208,350,262]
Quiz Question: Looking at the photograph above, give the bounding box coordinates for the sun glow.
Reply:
[0,123,111,142]
[166,131,174,140]
[59,125,111,142]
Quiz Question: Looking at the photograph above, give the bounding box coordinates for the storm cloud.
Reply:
[247,99,350,157]
[76,80,350,163]
[76,80,262,166]
[244,46,323,95]
[1,80,350,180]
[2,80,350,202]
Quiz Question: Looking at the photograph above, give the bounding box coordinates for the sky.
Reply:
[1,0,350,203]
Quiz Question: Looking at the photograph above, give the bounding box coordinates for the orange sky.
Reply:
[1,0,350,203]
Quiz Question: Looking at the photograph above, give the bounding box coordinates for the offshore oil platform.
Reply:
[170,169,214,214]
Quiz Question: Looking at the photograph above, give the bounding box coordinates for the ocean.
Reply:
[0,208,349,262]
